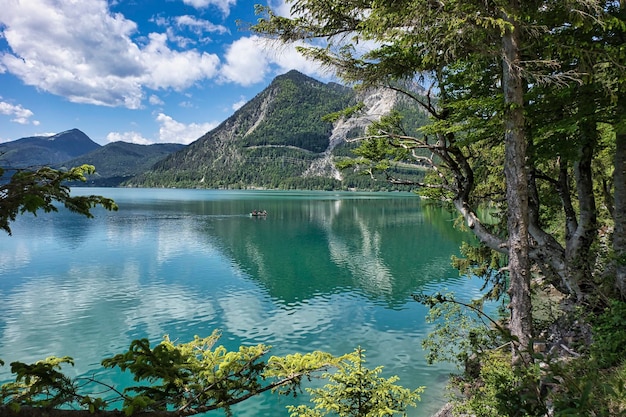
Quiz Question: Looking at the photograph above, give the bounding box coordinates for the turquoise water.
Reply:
[0,188,484,416]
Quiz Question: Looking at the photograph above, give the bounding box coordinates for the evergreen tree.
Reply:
[287,348,422,417]
[0,165,117,235]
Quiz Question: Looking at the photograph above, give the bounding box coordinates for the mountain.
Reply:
[60,141,185,186]
[129,70,421,190]
[0,128,101,168]
[1,71,429,191]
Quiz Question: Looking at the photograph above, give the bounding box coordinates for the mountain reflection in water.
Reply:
[0,188,487,417]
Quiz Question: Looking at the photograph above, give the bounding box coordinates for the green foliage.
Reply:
[101,330,337,416]
[323,102,366,123]
[415,294,626,417]
[451,242,508,301]
[335,105,431,189]
[251,1,626,415]
[0,356,84,411]
[287,347,423,417]
[590,300,626,368]
[0,165,118,235]
[0,331,343,416]
[0,333,429,417]
[523,348,626,417]
[546,358,606,417]
[414,292,503,372]
[453,350,546,417]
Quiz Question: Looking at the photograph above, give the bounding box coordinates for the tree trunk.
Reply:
[613,2,626,300]
[527,164,572,295]
[566,107,597,301]
[615,124,626,299]
[502,2,533,360]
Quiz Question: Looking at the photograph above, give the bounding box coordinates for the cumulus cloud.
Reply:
[175,15,228,36]
[0,100,38,125]
[155,113,217,144]
[0,0,335,115]
[149,94,164,106]
[105,131,152,145]
[0,0,221,109]
[106,113,216,145]
[182,0,237,15]
[154,15,229,48]
[231,96,247,111]
[220,35,329,85]
[141,32,220,91]
[220,36,270,85]
[266,40,330,77]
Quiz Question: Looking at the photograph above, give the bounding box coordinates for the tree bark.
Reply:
[613,3,626,300]
[502,1,533,359]
[566,107,597,300]
[614,122,626,299]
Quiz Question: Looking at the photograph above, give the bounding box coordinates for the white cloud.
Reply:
[105,131,152,145]
[232,96,247,111]
[220,36,270,85]
[175,15,229,36]
[0,0,221,109]
[268,0,293,18]
[220,35,330,86]
[142,32,220,91]
[155,112,217,144]
[266,40,330,77]
[182,0,236,15]
[0,100,37,125]
[149,94,164,106]
[154,15,229,48]
[106,113,218,146]
[251,0,360,81]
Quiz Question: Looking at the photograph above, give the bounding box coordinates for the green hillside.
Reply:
[129,70,358,189]
[0,129,100,168]
[61,141,184,186]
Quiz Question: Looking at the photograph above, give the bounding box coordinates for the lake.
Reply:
[0,188,484,416]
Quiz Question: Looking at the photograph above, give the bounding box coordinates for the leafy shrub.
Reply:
[591,300,626,368]
[454,350,545,417]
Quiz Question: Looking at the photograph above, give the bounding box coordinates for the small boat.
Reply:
[250,210,267,217]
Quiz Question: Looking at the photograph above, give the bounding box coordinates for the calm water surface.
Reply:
[0,188,483,416]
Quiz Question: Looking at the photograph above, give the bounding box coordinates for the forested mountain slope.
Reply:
[129,70,426,190]
[129,70,356,189]
[0,129,100,168]
[61,141,185,186]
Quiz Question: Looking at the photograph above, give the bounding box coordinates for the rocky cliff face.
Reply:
[303,88,401,180]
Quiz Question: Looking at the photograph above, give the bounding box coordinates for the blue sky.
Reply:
[0,0,331,145]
